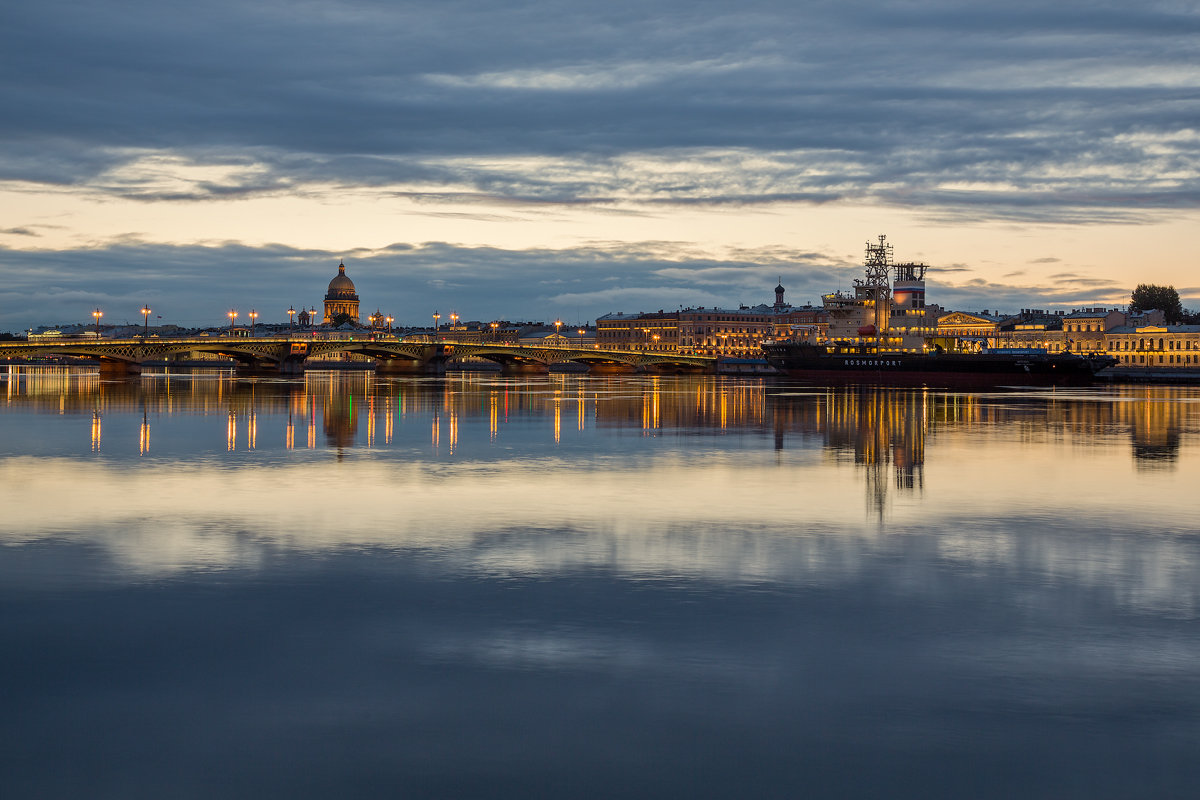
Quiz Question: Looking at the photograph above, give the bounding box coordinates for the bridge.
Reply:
[0,335,717,376]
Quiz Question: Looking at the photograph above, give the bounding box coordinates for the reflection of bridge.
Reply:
[0,336,717,376]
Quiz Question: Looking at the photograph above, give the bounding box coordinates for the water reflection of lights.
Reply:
[366,395,375,448]
[3,369,1199,471]
[91,410,101,452]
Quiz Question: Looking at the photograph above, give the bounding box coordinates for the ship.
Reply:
[761,236,1117,385]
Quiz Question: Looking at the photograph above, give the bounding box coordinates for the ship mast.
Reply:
[862,235,893,352]
[863,234,893,289]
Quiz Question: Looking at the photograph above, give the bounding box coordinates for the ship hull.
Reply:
[762,344,1114,386]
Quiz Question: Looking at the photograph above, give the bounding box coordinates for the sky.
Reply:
[1,0,1198,332]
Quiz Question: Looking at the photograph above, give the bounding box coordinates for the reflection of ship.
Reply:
[762,236,1116,385]
[769,387,928,515]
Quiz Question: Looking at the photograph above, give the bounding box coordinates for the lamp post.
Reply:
[578,328,586,347]
[92,308,103,338]
[288,306,296,329]
[652,334,660,350]
[490,321,499,342]
[140,305,151,337]
[228,309,237,334]
[386,315,393,334]
[433,311,440,334]
[309,307,317,328]
[555,319,562,338]
[450,312,458,330]
[248,309,258,335]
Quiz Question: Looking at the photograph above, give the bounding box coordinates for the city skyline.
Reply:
[2,1,1198,332]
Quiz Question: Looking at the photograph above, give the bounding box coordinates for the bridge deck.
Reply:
[1,335,718,375]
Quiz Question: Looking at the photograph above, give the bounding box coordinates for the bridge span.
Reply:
[0,335,717,376]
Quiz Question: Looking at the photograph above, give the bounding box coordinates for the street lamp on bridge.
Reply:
[578,327,586,347]
[433,311,440,333]
[92,308,103,338]
[248,309,258,335]
[450,312,458,331]
[140,305,152,337]
[386,315,393,333]
[490,321,499,341]
[228,309,238,334]
[287,306,296,329]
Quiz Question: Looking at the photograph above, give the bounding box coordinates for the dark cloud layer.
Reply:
[0,240,858,330]
[2,0,1197,214]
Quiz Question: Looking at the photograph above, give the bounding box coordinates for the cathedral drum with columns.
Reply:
[324,261,360,324]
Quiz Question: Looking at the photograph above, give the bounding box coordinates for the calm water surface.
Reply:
[2,368,1198,798]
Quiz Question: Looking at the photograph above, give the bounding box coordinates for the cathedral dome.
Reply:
[325,261,359,300]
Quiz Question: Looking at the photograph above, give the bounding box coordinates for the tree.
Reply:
[1129,284,1183,324]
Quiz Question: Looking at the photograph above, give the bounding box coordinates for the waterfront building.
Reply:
[1105,324,1200,367]
[991,310,1067,352]
[323,261,360,324]
[1063,308,1126,353]
[933,311,1003,350]
[595,281,824,356]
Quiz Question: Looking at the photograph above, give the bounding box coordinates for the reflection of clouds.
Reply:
[420,627,779,681]
[2,456,1197,615]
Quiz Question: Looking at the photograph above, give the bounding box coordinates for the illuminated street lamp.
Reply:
[490,321,499,341]
[288,306,296,329]
[228,309,238,334]
[385,315,393,333]
[92,308,103,337]
[248,309,258,335]
[309,307,317,327]
[652,334,660,350]
[578,327,586,347]
[433,311,440,333]
[450,312,459,330]
[555,319,562,337]
[140,305,152,337]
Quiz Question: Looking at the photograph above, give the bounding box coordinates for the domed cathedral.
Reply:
[323,260,360,324]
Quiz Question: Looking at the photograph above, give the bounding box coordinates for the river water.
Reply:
[2,367,1198,798]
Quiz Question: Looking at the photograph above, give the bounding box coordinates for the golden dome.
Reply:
[325,261,359,300]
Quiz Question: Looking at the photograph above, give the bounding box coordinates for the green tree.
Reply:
[1130,284,1183,324]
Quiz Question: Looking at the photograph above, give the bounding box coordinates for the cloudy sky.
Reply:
[2,0,1198,331]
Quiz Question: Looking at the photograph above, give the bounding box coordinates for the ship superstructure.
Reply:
[822,235,931,353]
